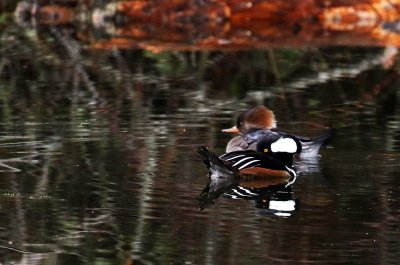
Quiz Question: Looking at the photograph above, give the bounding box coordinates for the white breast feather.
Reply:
[270,138,297,153]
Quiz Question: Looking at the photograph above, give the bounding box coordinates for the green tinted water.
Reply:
[0,18,400,265]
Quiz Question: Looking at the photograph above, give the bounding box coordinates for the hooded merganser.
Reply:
[197,141,297,188]
[223,106,333,158]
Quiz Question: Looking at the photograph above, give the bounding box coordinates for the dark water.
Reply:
[1,11,400,265]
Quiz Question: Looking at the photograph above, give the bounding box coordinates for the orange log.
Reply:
[116,0,230,25]
[13,0,400,50]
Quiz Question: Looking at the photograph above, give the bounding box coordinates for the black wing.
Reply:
[219,150,262,170]
[219,150,290,172]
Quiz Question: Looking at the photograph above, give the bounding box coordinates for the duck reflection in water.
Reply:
[197,145,299,216]
[225,182,299,217]
[197,168,299,216]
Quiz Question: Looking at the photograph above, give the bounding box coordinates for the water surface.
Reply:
[1,8,400,264]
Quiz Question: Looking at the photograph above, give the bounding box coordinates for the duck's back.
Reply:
[225,130,281,153]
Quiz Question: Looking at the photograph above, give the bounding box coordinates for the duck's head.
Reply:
[222,106,277,134]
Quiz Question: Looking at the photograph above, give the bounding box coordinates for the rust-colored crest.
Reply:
[243,106,277,131]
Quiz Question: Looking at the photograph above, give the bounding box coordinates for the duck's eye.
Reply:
[264,148,268,153]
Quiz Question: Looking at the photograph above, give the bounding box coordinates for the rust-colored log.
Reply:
[13,0,400,50]
[116,0,231,25]
[14,2,74,25]
[37,5,74,25]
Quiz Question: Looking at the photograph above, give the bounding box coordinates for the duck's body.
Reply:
[223,106,333,158]
[198,142,297,187]
[218,149,296,179]
[226,128,332,158]
[226,129,303,164]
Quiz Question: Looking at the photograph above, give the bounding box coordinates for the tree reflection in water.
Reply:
[0,1,400,264]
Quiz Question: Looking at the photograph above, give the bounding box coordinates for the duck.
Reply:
[197,137,297,188]
[223,106,333,158]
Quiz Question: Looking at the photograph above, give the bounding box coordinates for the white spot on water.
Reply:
[269,200,296,211]
[274,212,292,217]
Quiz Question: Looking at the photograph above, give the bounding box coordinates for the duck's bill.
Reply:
[221,126,239,133]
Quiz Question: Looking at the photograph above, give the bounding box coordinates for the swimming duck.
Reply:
[223,106,333,158]
[198,137,297,187]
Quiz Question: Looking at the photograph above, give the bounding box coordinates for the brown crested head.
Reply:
[237,106,277,133]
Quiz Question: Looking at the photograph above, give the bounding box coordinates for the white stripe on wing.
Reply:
[232,157,252,167]
[238,159,261,169]
[221,154,245,161]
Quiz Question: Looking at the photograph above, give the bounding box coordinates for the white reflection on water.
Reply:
[0,135,60,172]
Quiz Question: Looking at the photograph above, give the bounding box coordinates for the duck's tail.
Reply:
[297,128,335,158]
[197,146,235,176]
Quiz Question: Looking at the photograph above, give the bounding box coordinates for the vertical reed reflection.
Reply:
[0,14,400,264]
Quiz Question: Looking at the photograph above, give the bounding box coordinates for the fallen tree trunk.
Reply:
[14,0,400,50]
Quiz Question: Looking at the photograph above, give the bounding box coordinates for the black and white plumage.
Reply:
[223,106,333,158]
[224,184,299,217]
[226,130,303,166]
[218,149,296,178]
[198,145,297,186]
[197,161,299,216]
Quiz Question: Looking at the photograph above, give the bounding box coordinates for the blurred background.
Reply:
[1,1,400,264]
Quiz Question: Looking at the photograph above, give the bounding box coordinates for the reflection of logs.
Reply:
[321,1,400,30]
[115,0,317,24]
[13,0,400,50]
[14,2,74,25]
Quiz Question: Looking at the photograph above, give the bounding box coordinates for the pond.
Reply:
[1,1,400,264]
